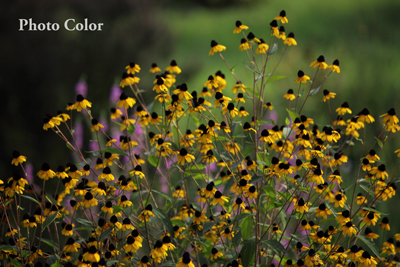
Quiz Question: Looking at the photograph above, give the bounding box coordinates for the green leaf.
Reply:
[128,123,135,136]
[270,43,278,54]
[286,108,299,122]
[356,235,382,260]
[100,228,114,241]
[88,147,129,157]
[255,119,275,126]
[147,155,159,167]
[146,100,155,113]
[232,212,254,224]
[359,184,372,196]
[20,194,41,206]
[309,84,321,96]
[267,75,287,83]
[151,189,173,204]
[42,212,58,232]
[75,218,94,227]
[0,245,16,252]
[243,61,260,75]
[190,114,200,127]
[375,137,383,148]
[112,205,125,214]
[50,261,63,267]
[107,260,121,266]
[261,240,286,256]
[240,216,254,240]
[66,142,74,151]
[285,117,290,125]
[241,237,256,267]
[243,146,255,158]
[233,230,242,248]
[362,207,388,215]
[153,207,174,236]
[231,160,242,171]
[10,258,22,267]
[38,237,59,252]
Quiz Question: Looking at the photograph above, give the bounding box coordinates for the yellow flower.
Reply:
[63,238,81,253]
[61,224,75,236]
[328,59,340,73]
[125,61,141,74]
[275,10,288,23]
[233,20,248,34]
[74,94,92,112]
[211,191,229,206]
[98,167,115,182]
[37,162,55,180]
[284,32,297,46]
[256,39,269,54]
[91,118,104,132]
[117,92,136,109]
[315,203,332,219]
[294,198,310,213]
[336,102,352,115]
[322,89,336,102]
[239,38,250,51]
[295,70,310,83]
[177,252,195,267]
[166,60,181,74]
[310,55,328,69]
[150,240,168,263]
[11,150,27,166]
[120,72,139,88]
[177,148,195,165]
[269,20,279,37]
[173,83,193,101]
[138,256,151,267]
[339,221,357,236]
[150,63,161,73]
[83,246,100,262]
[139,205,155,222]
[153,77,168,93]
[209,40,226,55]
[284,89,296,100]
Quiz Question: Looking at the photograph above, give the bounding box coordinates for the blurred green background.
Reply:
[2,0,400,237]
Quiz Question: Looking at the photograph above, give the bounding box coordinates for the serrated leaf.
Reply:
[153,207,174,236]
[42,212,58,232]
[10,258,22,267]
[243,61,261,75]
[243,146,255,158]
[151,189,172,204]
[20,194,41,206]
[240,216,254,240]
[356,235,382,260]
[38,237,59,252]
[241,237,256,267]
[267,75,287,83]
[99,228,113,240]
[88,147,129,157]
[282,126,292,139]
[286,108,299,122]
[309,85,321,96]
[269,43,278,55]
[261,240,286,256]
[75,218,94,227]
[256,119,275,126]
[190,114,200,127]
[147,155,159,167]
[375,137,383,148]
[128,123,135,136]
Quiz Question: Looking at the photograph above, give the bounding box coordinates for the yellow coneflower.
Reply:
[370,164,389,180]
[269,20,279,37]
[378,217,390,230]
[233,20,249,34]
[81,192,98,208]
[275,10,288,23]
[239,38,250,51]
[284,32,297,46]
[11,150,27,166]
[209,40,226,56]
[304,250,323,266]
[139,204,155,222]
[125,61,141,74]
[137,256,151,267]
[166,60,181,74]
[222,103,239,118]
[98,167,114,182]
[63,238,81,253]
[61,223,75,236]
[150,240,168,263]
[117,92,136,109]
[310,55,328,70]
[74,94,92,112]
[83,246,100,263]
[328,59,340,73]
[37,162,55,180]
[284,89,296,100]
[256,39,269,54]
[315,203,332,219]
[150,63,161,73]
[153,77,168,93]
[174,83,192,101]
[294,198,310,213]
[295,70,310,84]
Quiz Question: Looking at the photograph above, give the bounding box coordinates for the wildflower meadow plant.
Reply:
[2,9,400,267]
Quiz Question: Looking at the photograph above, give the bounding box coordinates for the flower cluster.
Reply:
[2,9,400,267]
